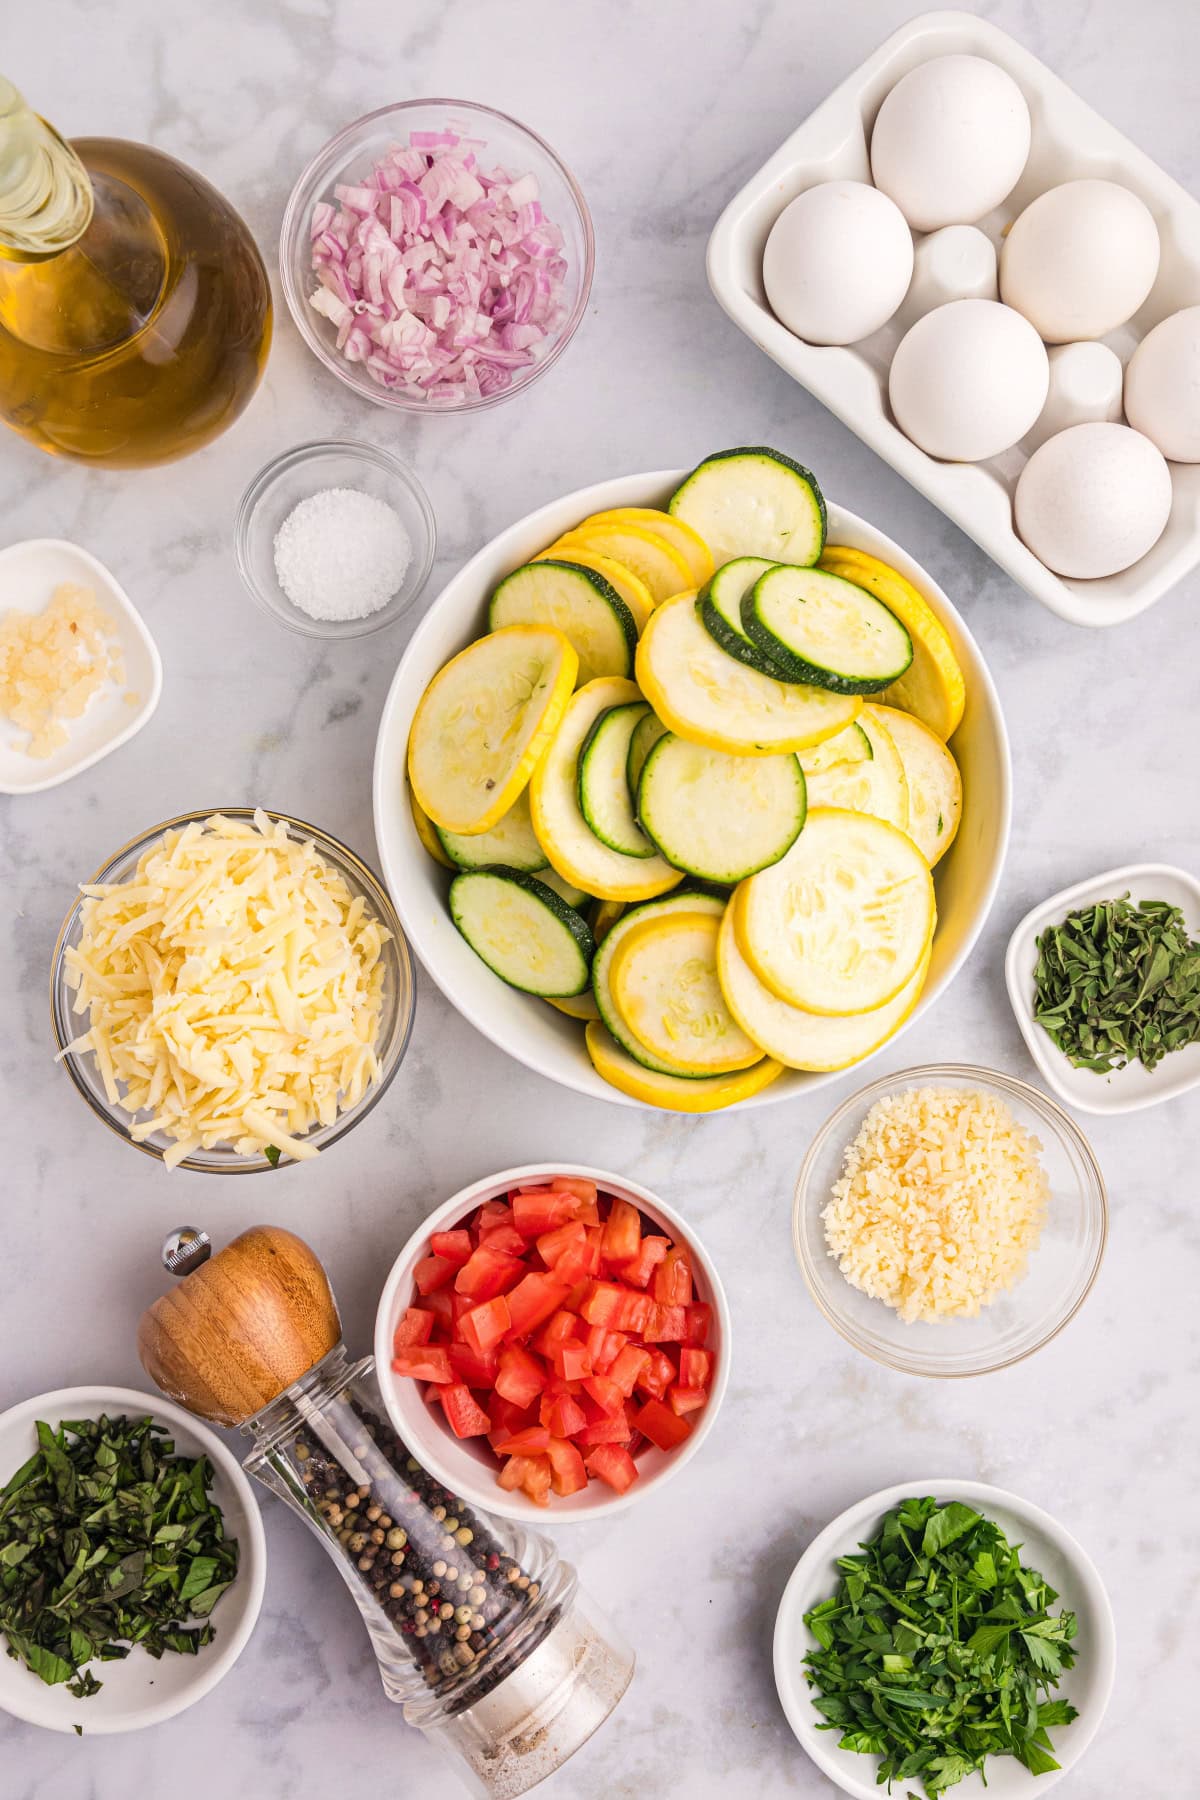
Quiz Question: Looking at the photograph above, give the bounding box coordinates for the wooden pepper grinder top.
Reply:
[137,1224,342,1427]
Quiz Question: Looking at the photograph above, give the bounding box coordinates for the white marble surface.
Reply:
[2,2,1198,1796]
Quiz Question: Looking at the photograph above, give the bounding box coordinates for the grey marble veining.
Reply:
[2,2,1199,1796]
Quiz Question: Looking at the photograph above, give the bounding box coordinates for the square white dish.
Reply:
[706,8,1200,629]
[0,539,162,795]
[1005,862,1200,1115]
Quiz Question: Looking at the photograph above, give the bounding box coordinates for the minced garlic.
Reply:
[0,582,126,757]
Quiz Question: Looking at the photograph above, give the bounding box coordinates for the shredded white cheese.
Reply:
[822,1085,1050,1323]
[59,809,390,1166]
[0,582,127,757]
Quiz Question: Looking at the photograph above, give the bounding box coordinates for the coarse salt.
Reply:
[273,486,412,622]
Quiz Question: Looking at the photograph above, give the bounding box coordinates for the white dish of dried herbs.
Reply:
[0,1387,265,1734]
[1005,862,1200,1115]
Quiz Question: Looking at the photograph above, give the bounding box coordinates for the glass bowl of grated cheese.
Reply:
[793,1065,1107,1377]
[50,808,415,1173]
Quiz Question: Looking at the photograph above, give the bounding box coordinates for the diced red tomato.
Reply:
[429,1228,473,1267]
[683,1302,712,1346]
[552,1340,591,1382]
[504,1273,571,1338]
[492,1425,551,1455]
[536,1221,587,1267]
[580,1282,650,1333]
[634,1347,676,1399]
[584,1445,638,1493]
[478,1222,527,1257]
[494,1345,547,1409]
[669,1385,707,1416]
[654,1245,694,1307]
[450,1290,475,1325]
[441,1384,492,1438]
[550,1175,598,1204]
[679,1348,712,1388]
[642,1302,687,1342]
[609,1344,651,1396]
[477,1199,513,1233]
[498,1453,552,1505]
[531,1307,581,1359]
[600,1198,641,1265]
[393,1307,435,1351]
[392,1345,454,1383]
[487,1395,536,1450]
[413,1254,458,1296]
[448,1341,499,1388]
[622,1234,671,1288]
[512,1187,580,1236]
[419,1285,454,1330]
[540,1388,588,1439]
[548,1238,594,1287]
[577,1410,633,1446]
[633,1396,693,1450]
[425,1382,444,1407]
[455,1245,524,1300]
[585,1325,625,1373]
[583,1373,624,1416]
[460,1295,511,1357]
[545,1436,587,1496]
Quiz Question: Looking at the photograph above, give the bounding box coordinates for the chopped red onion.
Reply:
[308,130,570,404]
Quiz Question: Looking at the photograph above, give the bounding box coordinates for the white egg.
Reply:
[762,180,914,346]
[870,54,1031,232]
[1014,423,1172,578]
[889,299,1049,461]
[999,179,1160,342]
[1124,306,1200,462]
[1024,341,1124,452]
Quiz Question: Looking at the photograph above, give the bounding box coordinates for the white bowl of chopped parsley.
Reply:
[773,1481,1116,1799]
[0,1387,266,1734]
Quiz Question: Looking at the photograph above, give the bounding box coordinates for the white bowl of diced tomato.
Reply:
[374,1163,729,1520]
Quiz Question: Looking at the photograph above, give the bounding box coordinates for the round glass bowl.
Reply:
[235,440,436,640]
[279,98,594,414]
[50,808,415,1174]
[793,1064,1107,1377]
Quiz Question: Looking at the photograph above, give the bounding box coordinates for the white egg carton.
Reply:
[706,7,1200,628]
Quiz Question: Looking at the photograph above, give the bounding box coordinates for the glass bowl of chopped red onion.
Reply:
[279,100,594,413]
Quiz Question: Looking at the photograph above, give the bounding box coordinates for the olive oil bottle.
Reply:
[0,78,271,467]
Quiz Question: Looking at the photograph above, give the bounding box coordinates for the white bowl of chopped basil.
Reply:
[773,1481,1116,1799]
[0,1387,266,1734]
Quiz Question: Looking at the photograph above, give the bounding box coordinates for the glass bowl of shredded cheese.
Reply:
[793,1065,1107,1376]
[50,808,414,1173]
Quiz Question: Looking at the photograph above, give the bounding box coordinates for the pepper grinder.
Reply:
[138,1225,634,1798]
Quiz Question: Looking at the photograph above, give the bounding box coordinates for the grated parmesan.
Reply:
[58,809,390,1167]
[822,1085,1050,1323]
[0,582,128,757]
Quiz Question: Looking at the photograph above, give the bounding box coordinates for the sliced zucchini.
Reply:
[528,676,684,903]
[450,868,595,997]
[742,565,913,695]
[635,592,861,756]
[408,625,577,835]
[436,785,548,872]
[869,704,962,867]
[802,707,909,832]
[547,989,601,1021]
[592,890,726,1075]
[800,721,872,775]
[409,782,455,869]
[638,733,806,883]
[589,897,627,944]
[716,904,930,1071]
[734,807,935,1016]
[532,546,654,633]
[552,523,693,603]
[820,545,966,740]
[669,447,826,568]
[609,909,763,1074]
[539,868,589,908]
[698,556,790,677]
[488,560,637,687]
[626,710,669,799]
[585,1020,783,1113]
[577,702,656,857]
[582,508,715,586]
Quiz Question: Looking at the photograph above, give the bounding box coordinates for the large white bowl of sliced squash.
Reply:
[373,450,1010,1112]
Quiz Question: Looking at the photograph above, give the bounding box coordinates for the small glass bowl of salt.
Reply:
[236,440,436,638]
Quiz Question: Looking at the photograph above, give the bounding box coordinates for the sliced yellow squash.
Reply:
[802,706,909,831]
[408,625,577,835]
[547,990,601,1021]
[868,704,962,867]
[528,676,684,903]
[717,904,930,1070]
[734,807,935,1016]
[408,781,455,868]
[585,1020,783,1112]
[818,545,966,740]
[800,721,873,775]
[531,547,654,632]
[582,508,715,587]
[609,910,763,1075]
[635,592,860,756]
[553,523,693,603]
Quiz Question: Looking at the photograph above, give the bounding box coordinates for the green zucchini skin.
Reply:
[626,710,669,810]
[449,866,596,997]
[488,559,638,683]
[669,446,827,567]
[741,567,913,697]
[577,702,657,858]
[699,556,793,679]
[637,734,807,884]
